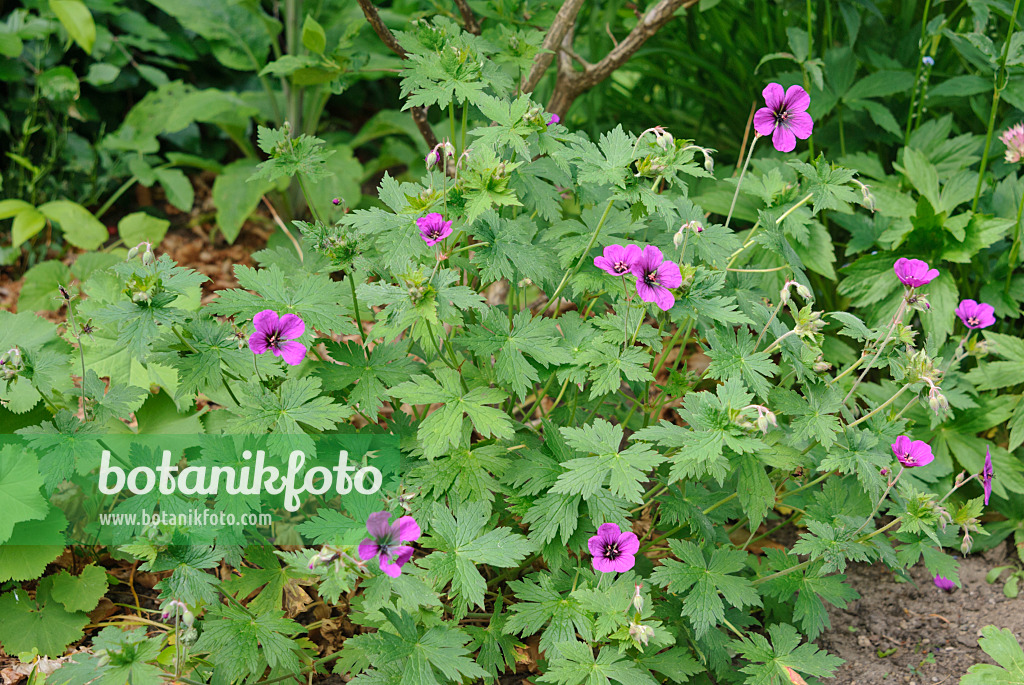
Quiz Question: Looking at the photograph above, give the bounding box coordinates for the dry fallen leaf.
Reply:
[785,666,808,685]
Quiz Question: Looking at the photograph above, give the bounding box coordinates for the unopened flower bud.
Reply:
[928,387,949,415]
[7,348,21,366]
[702,149,714,174]
[142,250,155,266]
[632,583,644,613]
[126,246,139,260]
[443,140,456,158]
[673,229,685,249]
[94,651,110,668]
[880,468,889,476]
[795,283,812,300]
[132,291,151,303]
[181,609,195,628]
[629,621,654,647]
[425,149,439,170]
[332,197,342,206]
[960,532,973,555]
[813,360,832,372]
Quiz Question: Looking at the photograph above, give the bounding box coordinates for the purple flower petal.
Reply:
[610,553,637,573]
[783,85,810,113]
[635,280,660,305]
[651,285,675,311]
[276,340,307,366]
[248,331,270,355]
[366,511,391,538]
[394,515,421,543]
[753,107,777,137]
[787,111,814,139]
[596,523,623,543]
[934,574,956,591]
[277,313,305,340]
[762,82,785,110]
[656,261,683,290]
[358,539,380,561]
[252,309,279,335]
[617,531,640,557]
[772,125,796,153]
[587,533,606,558]
[983,447,994,506]
[592,555,618,573]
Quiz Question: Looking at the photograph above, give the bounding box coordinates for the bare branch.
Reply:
[356,0,438,149]
[452,0,481,35]
[545,0,700,117]
[520,0,586,94]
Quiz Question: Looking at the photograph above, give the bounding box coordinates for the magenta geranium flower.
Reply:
[594,244,642,277]
[934,574,955,592]
[416,213,453,246]
[588,523,639,573]
[983,447,994,506]
[630,246,683,311]
[955,299,995,330]
[891,435,934,468]
[893,257,939,288]
[547,114,560,126]
[753,83,814,152]
[358,511,421,578]
[249,310,307,366]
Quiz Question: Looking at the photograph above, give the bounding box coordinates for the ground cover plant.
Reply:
[3,1,1024,684]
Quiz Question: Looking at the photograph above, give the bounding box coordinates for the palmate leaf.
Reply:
[469,93,537,160]
[538,641,658,685]
[761,550,859,640]
[145,545,222,606]
[0,445,47,544]
[466,602,521,681]
[574,341,655,399]
[462,309,573,399]
[0,577,89,657]
[58,627,164,685]
[705,328,779,398]
[732,623,843,685]
[651,540,761,638]
[17,409,105,491]
[229,376,349,434]
[419,502,533,618]
[193,604,303,683]
[553,419,664,503]
[470,211,559,286]
[770,384,843,450]
[316,340,420,420]
[208,264,356,339]
[391,370,513,458]
[505,572,594,656]
[569,125,635,189]
[961,626,1024,685]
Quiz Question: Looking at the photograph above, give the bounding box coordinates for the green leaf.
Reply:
[391,370,513,458]
[539,641,659,685]
[212,159,277,243]
[732,623,843,685]
[301,14,326,54]
[154,167,194,212]
[49,564,109,613]
[0,445,48,544]
[553,419,665,503]
[193,605,303,683]
[118,212,170,247]
[0,577,88,656]
[705,328,779,399]
[17,260,71,313]
[49,0,96,54]
[419,502,533,617]
[316,340,419,420]
[12,207,46,248]
[961,626,1024,684]
[146,0,273,71]
[462,309,572,399]
[651,540,761,638]
[230,376,349,434]
[37,200,107,250]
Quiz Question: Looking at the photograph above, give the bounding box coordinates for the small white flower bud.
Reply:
[673,229,685,249]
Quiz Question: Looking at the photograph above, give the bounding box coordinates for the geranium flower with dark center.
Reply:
[249,310,307,366]
[594,244,641,277]
[630,246,682,311]
[955,299,995,330]
[358,511,421,578]
[588,523,639,573]
[753,83,814,152]
[416,213,453,246]
[891,435,934,468]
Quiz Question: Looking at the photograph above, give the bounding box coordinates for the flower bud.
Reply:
[332,197,342,206]
[7,348,21,366]
[880,468,889,476]
[181,609,195,628]
[813,360,832,372]
[960,532,973,555]
[632,583,644,613]
[126,246,139,260]
[425,149,439,170]
[629,621,654,647]
[673,229,685,249]
[928,388,949,415]
[443,140,456,158]
[702,149,714,174]
[142,249,155,266]
[795,283,812,300]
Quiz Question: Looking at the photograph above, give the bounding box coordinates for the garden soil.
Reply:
[820,542,1024,684]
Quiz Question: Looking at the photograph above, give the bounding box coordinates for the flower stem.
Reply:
[904,0,932,142]
[348,273,367,357]
[1006,181,1024,292]
[972,0,1022,212]
[852,466,904,537]
[843,298,908,405]
[724,135,759,231]
[847,383,911,429]
[541,197,615,316]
